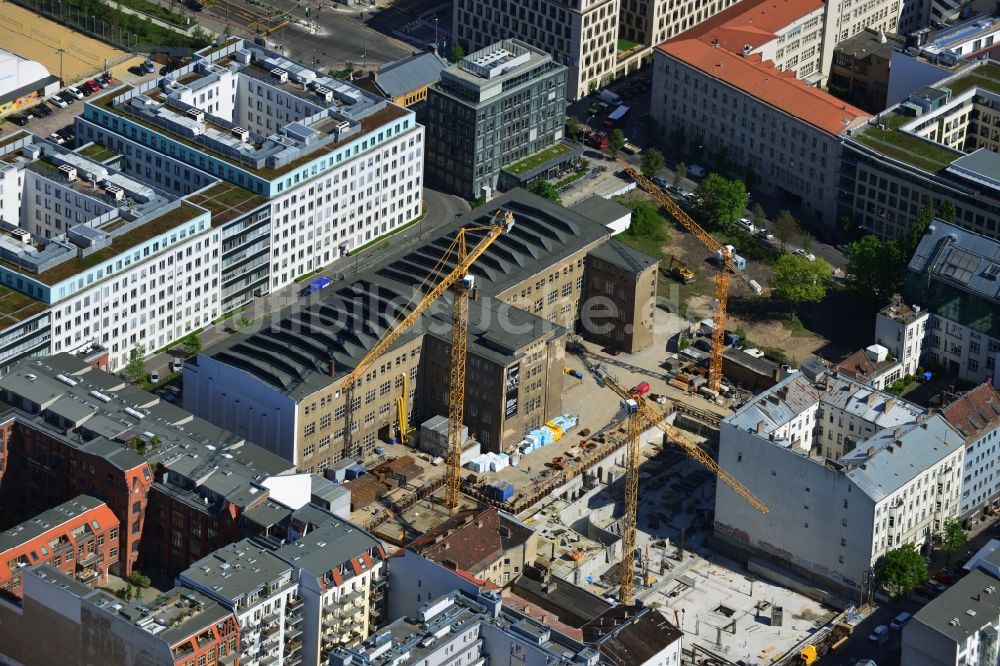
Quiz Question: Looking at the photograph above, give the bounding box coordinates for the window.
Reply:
[304,422,316,437]
[132,501,141,514]
[320,414,332,429]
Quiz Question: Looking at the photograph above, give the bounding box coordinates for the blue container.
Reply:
[344,463,366,480]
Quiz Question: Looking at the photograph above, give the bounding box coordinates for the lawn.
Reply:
[853,124,959,172]
[941,62,1000,96]
[616,230,667,263]
[617,38,639,52]
[505,143,572,175]
[81,144,119,162]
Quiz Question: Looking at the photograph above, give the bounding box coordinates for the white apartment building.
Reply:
[940,383,1000,520]
[75,38,424,305]
[0,133,219,371]
[716,369,965,594]
[273,521,388,665]
[652,15,870,227]
[179,540,301,666]
[821,0,907,74]
[874,299,930,379]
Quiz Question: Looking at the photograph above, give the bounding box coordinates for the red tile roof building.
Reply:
[0,495,118,599]
[651,0,871,231]
[940,383,1000,519]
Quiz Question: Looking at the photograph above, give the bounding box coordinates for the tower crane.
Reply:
[596,369,768,603]
[339,209,515,508]
[618,159,761,392]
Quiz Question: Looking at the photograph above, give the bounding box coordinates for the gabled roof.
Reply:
[676,0,825,53]
[408,508,504,574]
[583,606,683,665]
[372,51,449,100]
[940,383,1000,443]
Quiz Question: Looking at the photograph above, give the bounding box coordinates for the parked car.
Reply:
[48,96,68,109]
[155,388,176,403]
[66,87,84,99]
[32,104,52,117]
[55,128,74,143]
[890,612,912,630]
[757,227,774,240]
[57,91,76,104]
[79,84,93,97]
[48,132,67,145]
[794,248,816,261]
[8,115,29,126]
[737,217,756,234]
[688,164,707,178]
[868,625,889,644]
[171,358,183,374]
[149,371,160,383]
[652,175,669,190]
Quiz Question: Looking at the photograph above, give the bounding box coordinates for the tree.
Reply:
[877,543,928,596]
[940,517,967,565]
[451,43,465,62]
[695,174,747,231]
[751,203,768,230]
[181,333,202,357]
[566,117,581,143]
[129,571,151,589]
[773,254,830,315]
[529,180,561,204]
[673,163,687,187]
[622,200,667,241]
[236,316,252,330]
[938,199,957,224]
[844,235,907,305]
[608,129,625,157]
[641,148,665,178]
[772,209,801,252]
[125,344,146,383]
[906,205,934,255]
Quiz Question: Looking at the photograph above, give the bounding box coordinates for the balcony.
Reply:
[77,569,100,585]
[77,551,102,567]
[285,626,302,641]
[263,625,281,638]
[286,638,303,654]
[287,596,304,610]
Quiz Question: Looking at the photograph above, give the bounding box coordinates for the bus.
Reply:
[604,105,631,127]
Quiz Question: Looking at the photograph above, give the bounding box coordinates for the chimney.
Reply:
[893,428,902,439]
[867,446,876,457]
[867,393,879,406]
[885,398,895,412]
[756,420,766,434]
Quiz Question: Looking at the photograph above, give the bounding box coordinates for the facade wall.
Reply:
[753,10,826,82]
[496,249,595,332]
[821,0,904,82]
[581,253,657,353]
[386,549,482,622]
[901,615,962,666]
[218,205,272,313]
[0,422,153,577]
[874,309,929,378]
[20,171,116,239]
[960,426,1000,518]
[652,50,843,227]
[925,314,1000,386]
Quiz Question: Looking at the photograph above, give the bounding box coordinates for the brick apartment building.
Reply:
[0,495,118,599]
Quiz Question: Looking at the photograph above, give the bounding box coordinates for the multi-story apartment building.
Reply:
[0,353,298,578]
[839,61,1000,242]
[408,507,538,587]
[652,10,871,229]
[331,589,604,665]
[0,495,118,598]
[715,368,965,594]
[874,299,930,379]
[904,220,1000,386]
[940,383,1000,520]
[184,191,658,465]
[424,40,568,199]
[822,0,906,69]
[0,566,242,666]
[74,38,424,311]
[902,547,1000,665]
[0,132,219,371]
[272,520,388,664]
[829,28,902,113]
[179,540,301,666]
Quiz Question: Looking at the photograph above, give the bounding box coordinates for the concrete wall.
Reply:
[901,615,961,666]
[386,549,482,622]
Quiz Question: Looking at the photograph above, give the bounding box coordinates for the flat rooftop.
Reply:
[187,180,269,227]
[0,495,111,553]
[93,40,409,179]
[180,539,292,601]
[87,586,233,647]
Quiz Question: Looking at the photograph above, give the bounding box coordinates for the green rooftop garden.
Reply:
[80,144,119,162]
[940,62,1000,96]
[0,285,47,325]
[505,143,573,176]
[853,119,961,173]
[618,38,640,52]
[188,182,269,226]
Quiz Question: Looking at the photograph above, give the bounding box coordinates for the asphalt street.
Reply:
[145,187,470,379]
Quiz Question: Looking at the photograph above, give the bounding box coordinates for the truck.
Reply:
[598,89,622,106]
[797,622,854,664]
[628,382,651,398]
[303,275,332,295]
[604,105,631,127]
[621,141,641,155]
[667,257,695,284]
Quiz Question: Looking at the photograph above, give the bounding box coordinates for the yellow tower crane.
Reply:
[597,370,768,603]
[339,209,515,507]
[618,159,761,392]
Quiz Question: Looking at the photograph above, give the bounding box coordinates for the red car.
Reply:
[84,80,101,93]
[588,132,609,149]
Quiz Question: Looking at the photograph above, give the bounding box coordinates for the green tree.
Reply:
[773,254,831,315]
[566,117,581,143]
[608,129,625,157]
[907,205,935,255]
[695,174,747,231]
[673,162,687,187]
[451,43,465,62]
[940,517,967,565]
[641,148,665,178]
[773,209,801,252]
[129,571,151,589]
[938,199,957,224]
[529,180,562,204]
[877,543,928,596]
[844,235,907,305]
[751,203,768,230]
[237,316,252,330]
[125,344,146,384]
[181,333,202,357]
[623,200,667,241]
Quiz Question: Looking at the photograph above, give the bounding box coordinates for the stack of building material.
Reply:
[343,475,388,510]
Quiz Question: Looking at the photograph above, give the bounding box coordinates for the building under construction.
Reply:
[183,190,659,471]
